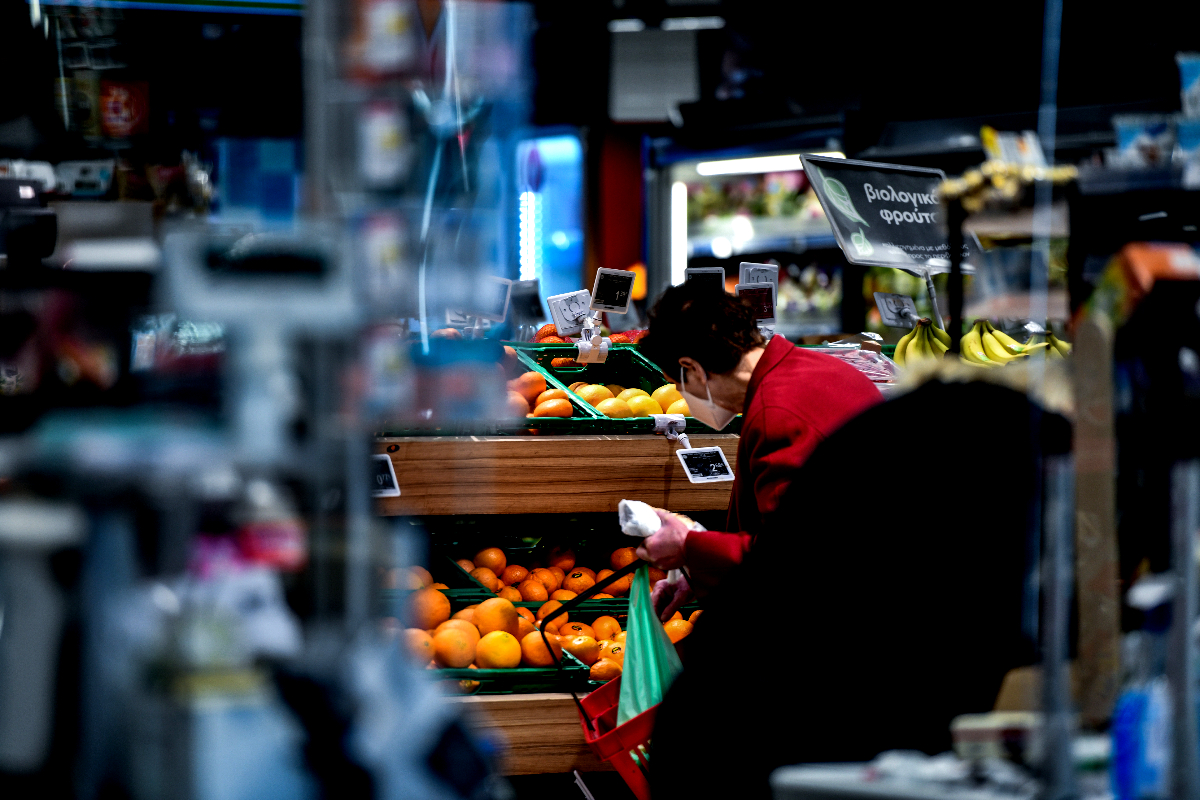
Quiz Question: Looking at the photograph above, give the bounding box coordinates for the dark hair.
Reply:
[640,283,766,375]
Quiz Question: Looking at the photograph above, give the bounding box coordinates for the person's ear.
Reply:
[678,357,704,389]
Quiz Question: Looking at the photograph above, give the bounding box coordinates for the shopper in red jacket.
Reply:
[637,283,882,617]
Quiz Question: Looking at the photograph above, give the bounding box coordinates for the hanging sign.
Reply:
[800,154,980,273]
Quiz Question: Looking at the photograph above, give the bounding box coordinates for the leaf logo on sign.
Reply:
[823,177,869,227]
[851,228,874,256]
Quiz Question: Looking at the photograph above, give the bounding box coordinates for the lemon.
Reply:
[666,398,690,415]
[651,384,683,409]
[625,395,664,417]
[617,388,650,402]
[577,384,614,406]
[595,397,633,418]
[605,384,626,397]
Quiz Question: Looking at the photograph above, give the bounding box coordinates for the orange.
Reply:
[474,547,507,574]
[520,631,563,667]
[590,659,622,682]
[688,609,703,624]
[664,619,693,643]
[506,391,530,417]
[550,589,578,602]
[652,384,683,410]
[410,566,433,587]
[474,598,520,638]
[647,567,667,584]
[562,570,595,594]
[551,357,580,368]
[666,398,690,415]
[547,566,566,588]
[626,395,664,417]
[508,372,547,405]
[606,573,633,597]
[435,619,481,645]
[596,568,613,584]
[576,384,614,406]
[541,617,564,634]
[595,397,632,418]
[452,607,477,624]
[392,569,424,590]
[613,631,626,644]
[515,606,535,623]
[617,388,649,402]
[668,611,683,622]
[610,547,638,570]
[534,323,560,342]
[531,568,558,592]
[409,588,451,630]
[599,640,625,666]
[516,615,536,641]
[470,567,501,592]
[562,635,600,666]
[500,565,529,586]
[560,621,596,640]
[433,628,476,668]
[536,388,569,406]
[568,382,588,393]
[547,546,576,571]
[592,593,614,599]
[540,336,566,344]
[533,399,573,418]
[430,582,449,590]
[536,600,567,623]
[575,566,597,580]
[476,631,522,669]
[455,558,476,573]
[498,586,522,602]
[404,629,434,661]
[518,580,548,602]
[592,616,621,641]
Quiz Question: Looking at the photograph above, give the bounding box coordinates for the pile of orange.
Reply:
[562,382,689,418]
[457,545,666,601]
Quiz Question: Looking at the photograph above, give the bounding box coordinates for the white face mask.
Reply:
[680,366,737,431]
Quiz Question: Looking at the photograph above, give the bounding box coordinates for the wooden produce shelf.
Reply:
[375,434,739,516]
[455,692,613,775]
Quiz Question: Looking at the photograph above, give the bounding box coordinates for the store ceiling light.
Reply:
[608,19,646,33]
[661,16,725,31]
[695,152,845,176]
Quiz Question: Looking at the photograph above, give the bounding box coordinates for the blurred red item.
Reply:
[579,676,656,800]
[237,519,308,572]
[100,81,149,138]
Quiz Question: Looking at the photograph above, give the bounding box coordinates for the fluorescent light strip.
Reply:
[670,182,688,284]
[662,16,725,31]
[694,151,845,176]
[607,18,645,32]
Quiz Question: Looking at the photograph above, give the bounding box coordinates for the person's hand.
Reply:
[635,510,689,570]
[651,574,693,622]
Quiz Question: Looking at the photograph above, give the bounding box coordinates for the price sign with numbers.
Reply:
[371,453,401,498]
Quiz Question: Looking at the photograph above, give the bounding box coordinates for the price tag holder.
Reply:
[676,446,735,484]
[371,453,401,498]
[873,292,919,328]
[574,335,610,364]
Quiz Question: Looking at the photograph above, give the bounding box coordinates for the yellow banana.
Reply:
[1048,333,1072,356]
[988,323,1048,356]
[929,330,949,357]
[894,327,917,366]
[1047,344,1064,360]
[960,322,997,366]
[907,325,935,364]
[981,328,1020,363]
[930,324,951,348]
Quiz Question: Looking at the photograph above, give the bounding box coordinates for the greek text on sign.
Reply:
[800,154,979,274]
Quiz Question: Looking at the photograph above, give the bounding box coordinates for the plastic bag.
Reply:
[617,565,683,726]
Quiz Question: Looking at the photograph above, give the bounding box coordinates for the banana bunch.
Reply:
[1025,331,1073,359]
[894,318,950,366]
[960,320,1048,367]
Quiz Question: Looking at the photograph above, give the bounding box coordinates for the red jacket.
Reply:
[685,336,882,594]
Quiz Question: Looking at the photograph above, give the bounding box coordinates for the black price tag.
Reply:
[371,453,401,498]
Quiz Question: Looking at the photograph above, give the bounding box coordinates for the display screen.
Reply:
[686,271,725,293]
[738,286,774,320]
[477,279,510,319]
[593,272,634,308]
[510,280,545,320]
[679,449,732,479]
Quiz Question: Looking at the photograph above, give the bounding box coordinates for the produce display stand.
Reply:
[375,424,737,775]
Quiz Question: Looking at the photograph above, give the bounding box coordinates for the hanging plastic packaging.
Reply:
[617,565,683,726]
